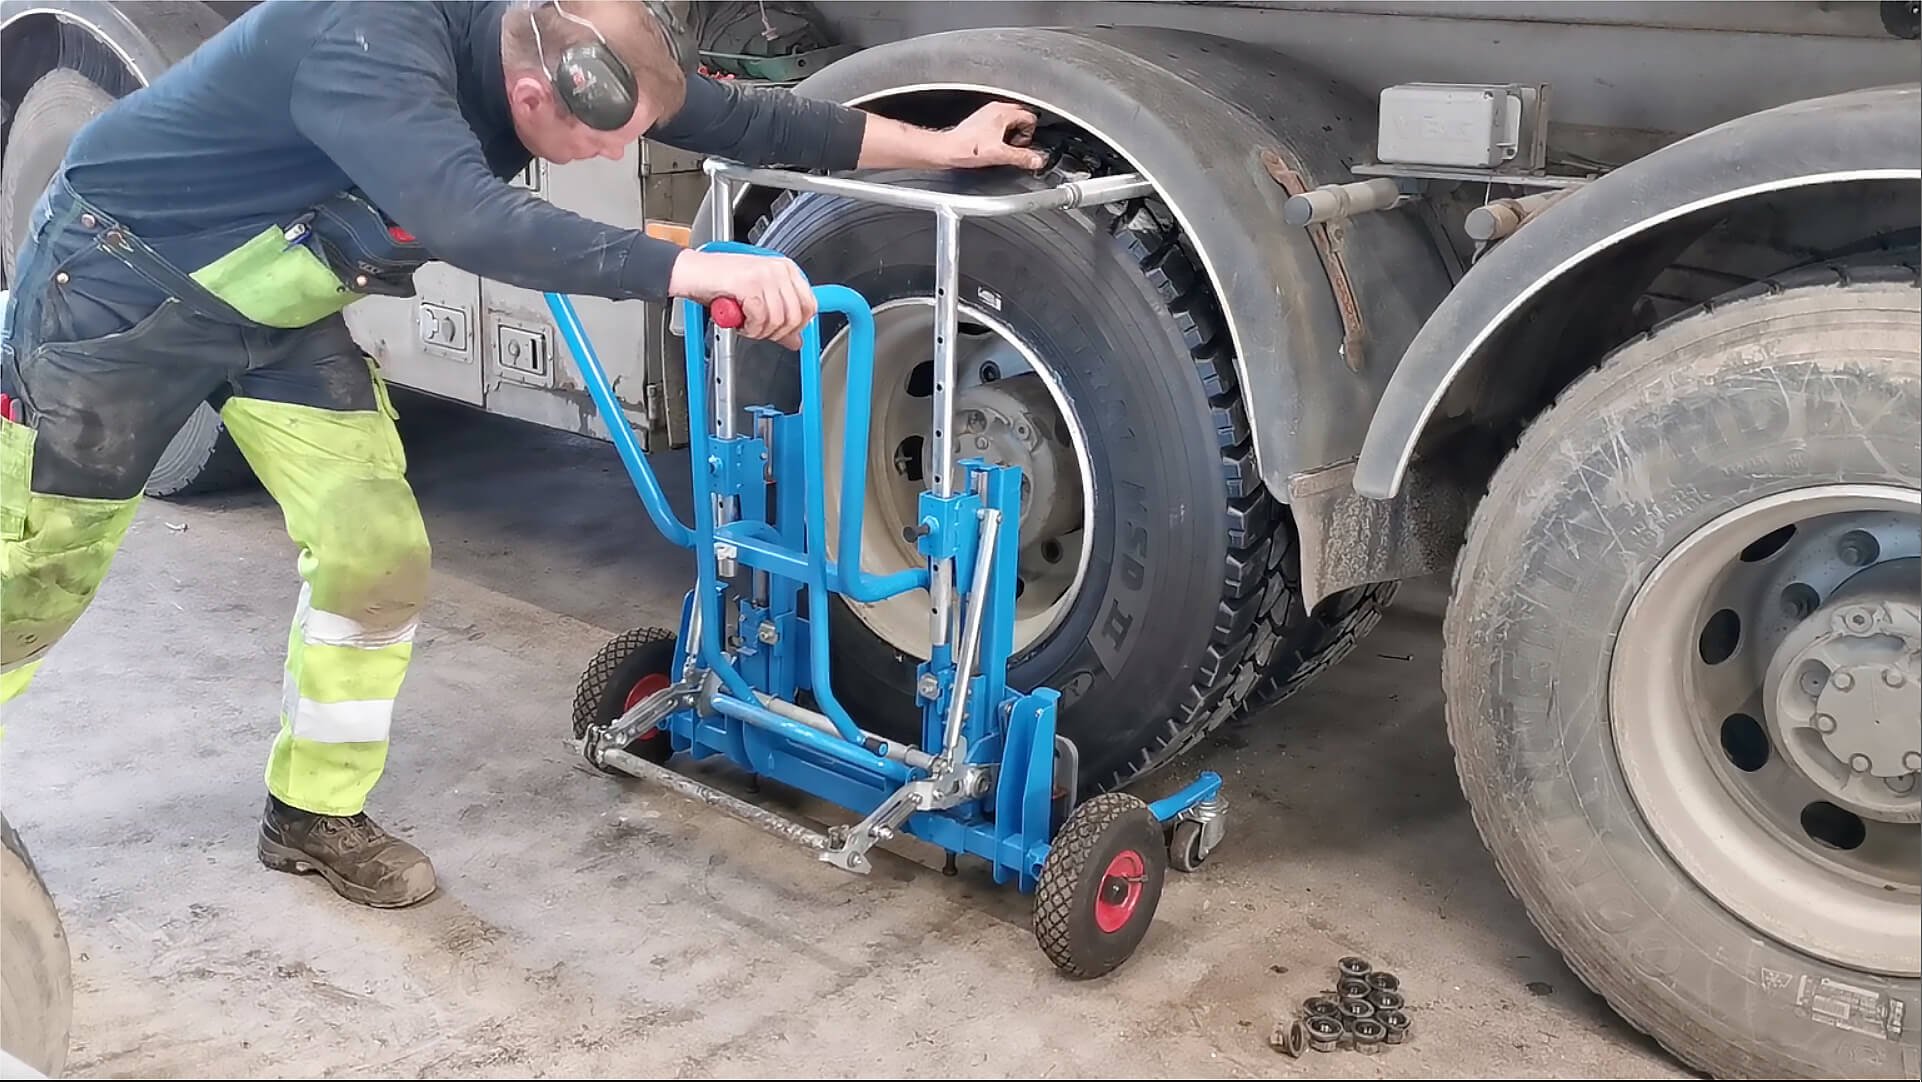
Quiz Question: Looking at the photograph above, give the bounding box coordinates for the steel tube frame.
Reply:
[697,160,1153,663]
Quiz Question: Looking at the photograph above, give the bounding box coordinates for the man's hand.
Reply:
[668,249,815,351]
[941,103,1046,170]
[855,102,1049,172]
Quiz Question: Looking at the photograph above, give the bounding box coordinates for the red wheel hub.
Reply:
[624,673,671,738]
[1093,849,1146,933]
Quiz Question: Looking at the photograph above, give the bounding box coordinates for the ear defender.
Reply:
[532,1,640,131]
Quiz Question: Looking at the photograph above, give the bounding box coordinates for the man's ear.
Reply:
[507,74,558,119]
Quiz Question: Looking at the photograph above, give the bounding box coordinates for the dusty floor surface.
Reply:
[4,401,1696,1079]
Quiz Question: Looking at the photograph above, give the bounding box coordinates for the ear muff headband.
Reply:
[530,1,639,131]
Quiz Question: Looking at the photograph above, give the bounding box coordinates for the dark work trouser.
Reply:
[1,172,431,816]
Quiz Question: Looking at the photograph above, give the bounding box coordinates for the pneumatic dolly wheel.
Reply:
[1034,793,1167,979]
[572,627,679,774]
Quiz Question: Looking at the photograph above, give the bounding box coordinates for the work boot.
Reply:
[257,796,437,908]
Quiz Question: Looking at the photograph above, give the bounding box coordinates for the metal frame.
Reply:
[539,158,1219,897]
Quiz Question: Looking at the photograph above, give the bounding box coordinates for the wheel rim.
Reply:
[817,299,1095,660]
[623,673,671,739]
[1094,850,1145,933]
[1610,484,1921,976]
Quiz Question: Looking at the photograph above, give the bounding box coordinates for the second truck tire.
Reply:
[736,152,1391,795]
[1446,265,1921,1080]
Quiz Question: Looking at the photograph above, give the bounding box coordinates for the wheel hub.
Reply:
[1767,561,1922,820]
[818,299,1094,659]
[938,374,1082,552]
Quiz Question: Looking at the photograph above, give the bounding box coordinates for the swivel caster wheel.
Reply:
[1034,793,1166,979]
[571,627,679,774]
[1167,818,1212,873]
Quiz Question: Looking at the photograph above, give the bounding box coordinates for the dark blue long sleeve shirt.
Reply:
[61,0,868,302]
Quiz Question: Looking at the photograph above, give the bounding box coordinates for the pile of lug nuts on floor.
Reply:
[1271,955,1413,1057]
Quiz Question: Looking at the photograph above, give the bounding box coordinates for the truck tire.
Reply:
[1,67,250,500]
[736,146,1389,794]
[0,815,72,1078]
[1445,264,1920,1079]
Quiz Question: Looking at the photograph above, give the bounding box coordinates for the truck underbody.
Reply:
[1,2,1916,1078]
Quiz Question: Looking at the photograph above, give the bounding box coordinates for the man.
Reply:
[0,0,1044,909]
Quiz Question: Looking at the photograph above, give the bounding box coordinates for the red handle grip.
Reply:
[710,296,744,329]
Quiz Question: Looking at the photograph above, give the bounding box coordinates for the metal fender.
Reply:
[1,0,227,87]
[690,26,1453,499]
[1354,83,1922,501]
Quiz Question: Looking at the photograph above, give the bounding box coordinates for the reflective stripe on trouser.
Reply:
[220,391,430,817]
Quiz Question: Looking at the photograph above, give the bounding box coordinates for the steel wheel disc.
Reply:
[1610,483,1921,976]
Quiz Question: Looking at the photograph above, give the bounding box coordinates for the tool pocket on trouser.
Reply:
[189,226,362,330]
[1,412,32,542]
[0,486,142,703]
[219,392,430,816]
[11,299,242,501]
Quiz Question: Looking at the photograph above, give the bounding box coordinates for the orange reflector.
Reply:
[645,220,693,245]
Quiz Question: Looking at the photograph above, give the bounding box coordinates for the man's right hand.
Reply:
[668,249,816,350]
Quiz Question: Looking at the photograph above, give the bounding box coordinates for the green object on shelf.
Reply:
[699,44,858,84]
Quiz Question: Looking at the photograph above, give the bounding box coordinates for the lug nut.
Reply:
[1838,532,1878,566]
[1886,670,1907,689]
[1271,1019,1307,1058]
[1337,976,1372,1000]
[1831,671,1855,691]
[1814,714,1838,734]
[1304,1014,1342,1053]
[1850,753,1873,774]
[1302,995,1340,1019]
[1337,956,1373,979]
[1905,751,1921,773]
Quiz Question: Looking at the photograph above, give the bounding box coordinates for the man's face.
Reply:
[508,75,659,164]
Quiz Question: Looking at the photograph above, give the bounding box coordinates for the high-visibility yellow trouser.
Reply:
[2,390,430,817]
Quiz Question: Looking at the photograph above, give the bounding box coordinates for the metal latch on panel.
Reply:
[495,323,552,384]
[418,302,471,358]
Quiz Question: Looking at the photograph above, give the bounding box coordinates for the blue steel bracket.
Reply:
[915,489,984,565]
[706,434,769,506]
[1148,771,1225,825]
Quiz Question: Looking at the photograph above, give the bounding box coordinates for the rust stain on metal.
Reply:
[1260,148,1368,372]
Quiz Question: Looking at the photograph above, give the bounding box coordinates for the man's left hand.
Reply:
[942,103,1047,170]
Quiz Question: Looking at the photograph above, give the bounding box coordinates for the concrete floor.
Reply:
[4,400,1696,1079]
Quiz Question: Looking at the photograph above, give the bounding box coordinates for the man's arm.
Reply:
[288,6,683,302]
[648,75,1047,172]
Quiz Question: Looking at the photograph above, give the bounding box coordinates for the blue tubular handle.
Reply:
[805,285,922,602]
[687,243,926,602]
[543,290,695,550]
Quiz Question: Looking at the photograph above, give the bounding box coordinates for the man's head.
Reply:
[501,0,689,163]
